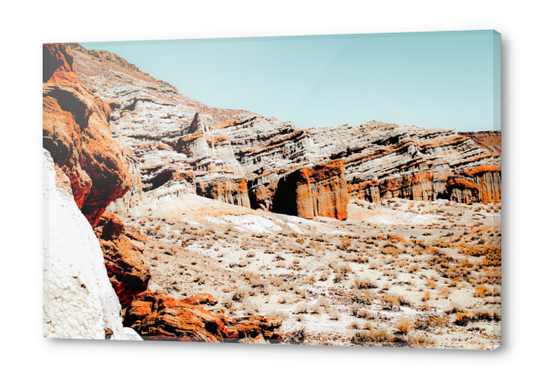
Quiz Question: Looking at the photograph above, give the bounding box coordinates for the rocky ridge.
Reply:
[67,43,501,222]
[44,43,283,342]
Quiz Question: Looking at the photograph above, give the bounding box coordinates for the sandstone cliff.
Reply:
[459,131,501,154]
[43,43,132,227]
[44,44,285,342]
[64,43,501,226]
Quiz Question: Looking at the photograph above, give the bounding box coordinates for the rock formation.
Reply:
[249,159,349,220]
[43,150,141,340]
[459,131,501,154]
[43,43,132,227]
[123,292,283,342]
[94,213,151,309]
[64,43,501,224]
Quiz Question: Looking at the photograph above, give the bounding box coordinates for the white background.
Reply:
[1,0,540,377]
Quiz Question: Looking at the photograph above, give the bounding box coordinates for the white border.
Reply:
[2,1,540,377]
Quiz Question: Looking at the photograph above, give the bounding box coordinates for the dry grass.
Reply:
[353,277,378,290]
[395,317,413,334]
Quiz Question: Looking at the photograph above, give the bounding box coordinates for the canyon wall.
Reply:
[43,44,132,227]
[65,43,501,225]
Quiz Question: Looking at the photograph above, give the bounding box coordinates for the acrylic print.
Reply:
[43,30,501,348]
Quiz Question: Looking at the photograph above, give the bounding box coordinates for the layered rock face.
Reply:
[123,292,283,342]
[312,122,501,204]
[43,44,132,227]
[459,131,501,154]
[250,159,349,220]
[66,43,253,211]
[65,43,501,226]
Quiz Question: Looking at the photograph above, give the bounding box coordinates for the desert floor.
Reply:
[120,195,501,349]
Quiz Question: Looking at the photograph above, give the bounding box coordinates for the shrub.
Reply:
[328,310,341,321]
[474,285,492,298]
[284,327,306,344]
[293,303,309,314]
[351,328,389,345]
[354,277,378,290]
[316,297,330,309]
[339,237,353,250]
[395,317,412,334]
[232,288,248,302]
[351,307,375,320]
[319,271,330,281]
[407,333,436,348]
[347,321,361,330]
[422,291,431,302]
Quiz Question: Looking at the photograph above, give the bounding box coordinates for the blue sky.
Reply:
[81,30,500,132]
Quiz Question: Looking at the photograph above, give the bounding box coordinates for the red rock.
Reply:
[43,43,132,227]
[255,159,349,220]
[196,177,250,208]
[123,291,230,342]
[95,213,150,309]
[123,291,283,343]
[460,131,501,154]
[227,315,284,341]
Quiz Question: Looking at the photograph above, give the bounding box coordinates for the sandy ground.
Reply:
[119,194,501,349]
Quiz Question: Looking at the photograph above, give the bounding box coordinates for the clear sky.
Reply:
[81,30,500,132]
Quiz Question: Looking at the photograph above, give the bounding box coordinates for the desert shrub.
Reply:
[193,275,207,285]
[306,275,317,284]
[316,297,330,309]
[339,237,353,250]
[333,272,346,283]
[232,288,248,302]
[351,328,390,345]
[351,289,373,305]
[353,277,378,290]
[438,286,451,298]
[249,277,267,289]
[222,298,234,309]
[350,307,375,320]
[319,271,330,281]
[284,327,306,345]
[474,285,492,298]
[293,303,309,314]
[422,291,431,302]
[426,279,438,289]
[278,296,288,304]
[347,321,361,330]
[407,333,436,348]
[395,317,413,334]
[269,277,283,287]
[454,312,473,326]
[349,256,369,264]
[414,314,449,330]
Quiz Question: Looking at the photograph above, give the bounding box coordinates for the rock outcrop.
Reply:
[43,43,132,227]
[123,292,283,342]
[459,131,501,154]
[249,159,349,220]
[43,44,144,339]
[43,150,141,340]
[94,213,151,309]
[64,43,501,227]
